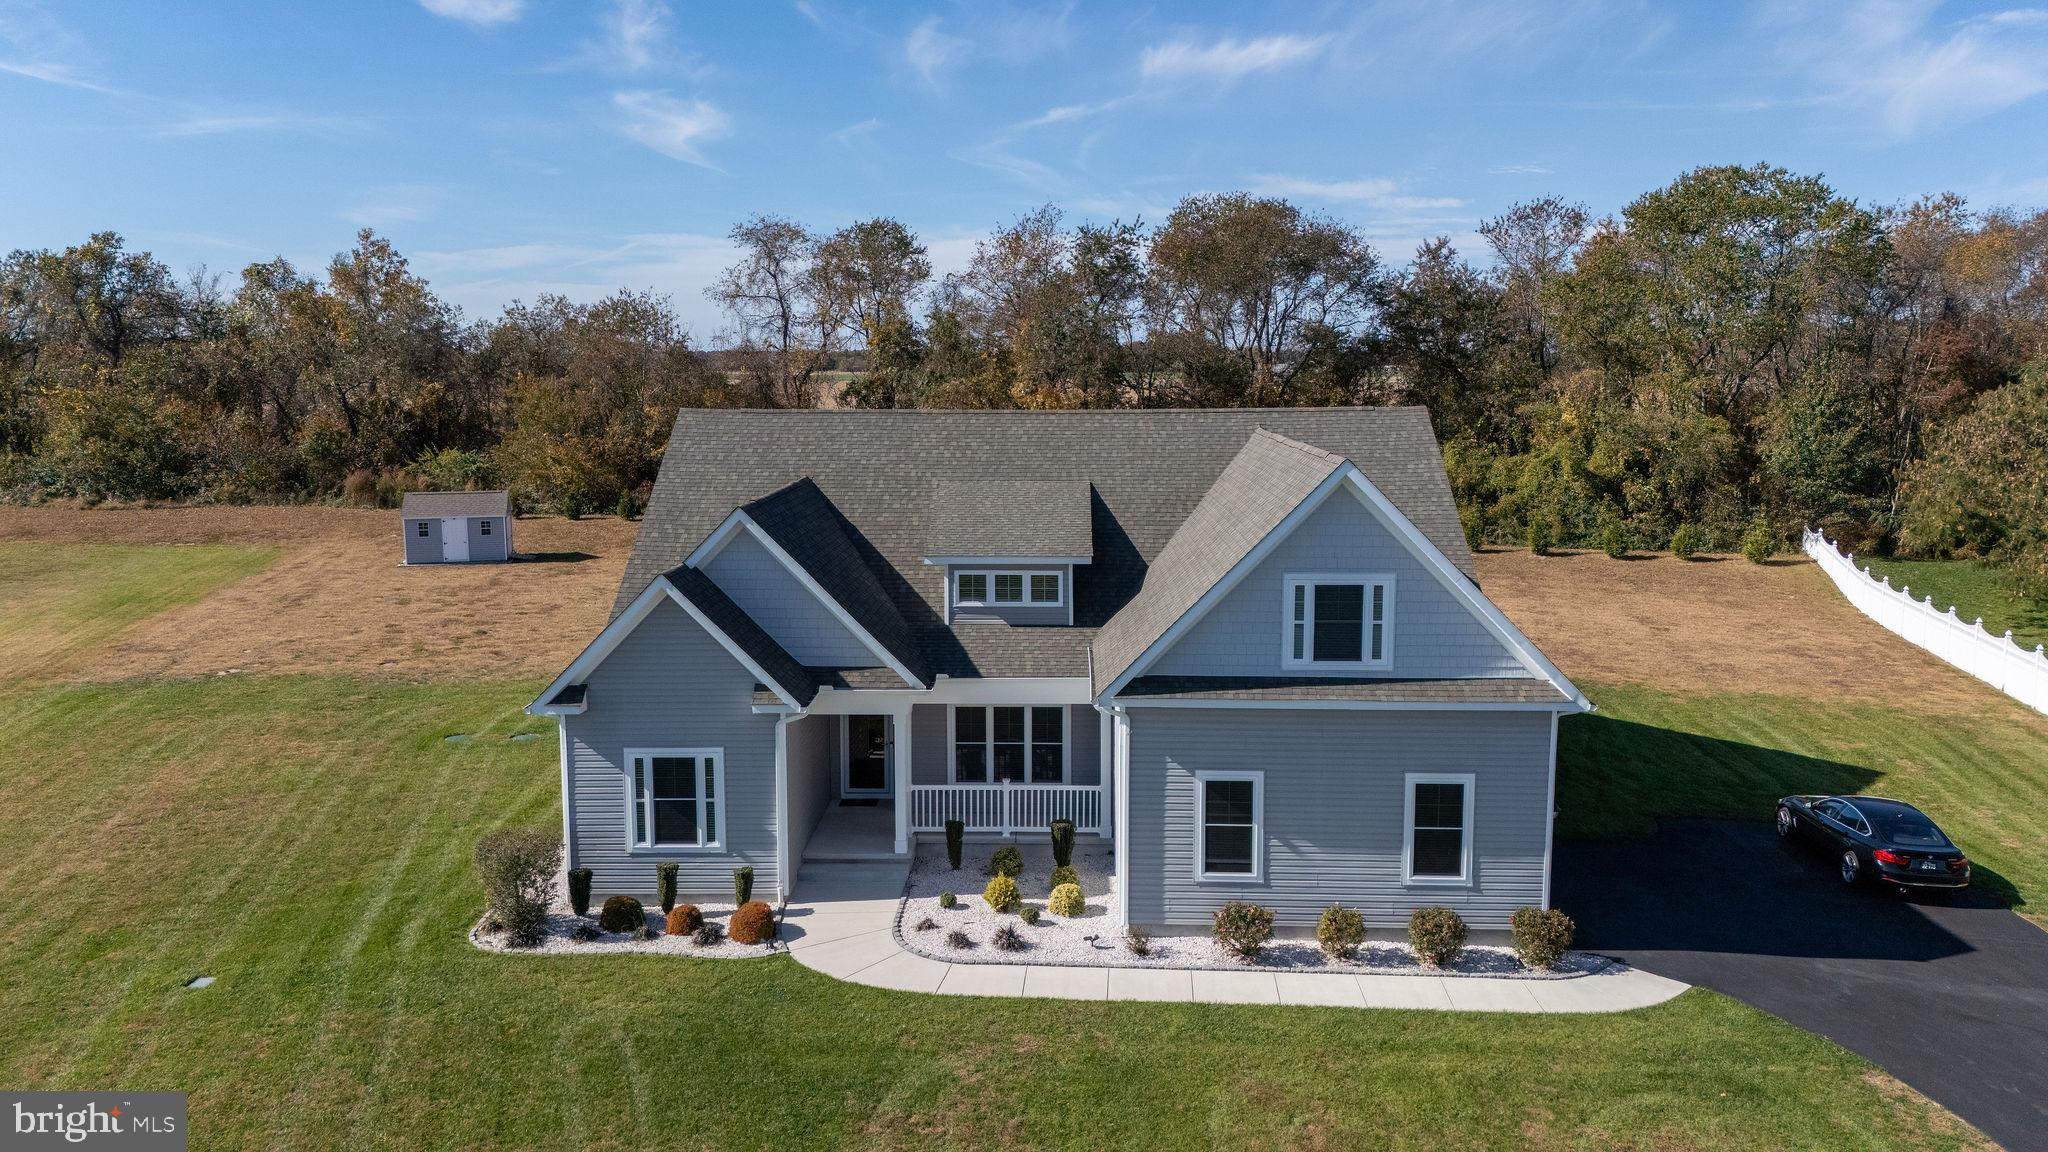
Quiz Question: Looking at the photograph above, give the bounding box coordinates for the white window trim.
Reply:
[1281,572,1394,672]
[1194,769,1264,883]
[945,704,1067,784]
[624,746,724,853]
[479,519,492,535]
[1403,771,1475,886]
[952,568,1064,611]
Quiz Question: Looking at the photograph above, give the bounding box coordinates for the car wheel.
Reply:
[1839,849,1862,886]
[1776,806,1795,838]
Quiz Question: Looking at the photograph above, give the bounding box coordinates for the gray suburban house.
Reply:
[530,408,1587,935]
[401,490,513,564]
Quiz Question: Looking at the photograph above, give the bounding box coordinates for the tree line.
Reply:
[2,163,2043,591]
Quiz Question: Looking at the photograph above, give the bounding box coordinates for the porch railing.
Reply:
[907,783,1106,836]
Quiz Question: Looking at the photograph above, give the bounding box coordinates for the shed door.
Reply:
[440,518,469,562]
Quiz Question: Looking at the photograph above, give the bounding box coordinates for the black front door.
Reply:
[847,715,888,793]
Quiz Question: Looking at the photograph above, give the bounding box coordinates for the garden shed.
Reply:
[401,491,513,564]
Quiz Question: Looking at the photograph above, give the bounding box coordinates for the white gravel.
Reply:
[896,843,1602,978]
[470,878,780,959]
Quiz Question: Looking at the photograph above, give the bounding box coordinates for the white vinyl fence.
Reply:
[1803,528,2048,715]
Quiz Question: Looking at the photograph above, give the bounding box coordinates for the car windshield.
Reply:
[1879,816,1951,848]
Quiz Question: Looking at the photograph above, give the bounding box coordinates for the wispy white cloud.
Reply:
[1249,174,1466,211]
[339,184,450,227]
[903,17,969,86]
[417,0,525,26]
[600,0,670,72]
[0,0,116,92]
[1488,164,1553,176]
[156,110,375,138]
[613,89,730,166]
[829,116,881,147]
[1138,33,1330,85]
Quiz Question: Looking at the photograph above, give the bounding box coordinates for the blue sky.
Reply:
[4,0,2046,338]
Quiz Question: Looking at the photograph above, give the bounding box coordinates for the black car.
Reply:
[1777,795,1972,891]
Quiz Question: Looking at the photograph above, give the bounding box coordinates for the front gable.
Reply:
[700,529,877,666]
[1147,485,1528,681]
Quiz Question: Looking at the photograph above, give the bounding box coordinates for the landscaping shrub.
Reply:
[598,894,645,934]
[1742,518,1776,564]
[991,923,1026,951]
[1049,819,1075,867]
[1408,906,1467,968]
[1048,883,1084,917]
[692,922,724,947]
[635,925,658,941]
[474,828,561,949]
[733,865,754,906]
[1526,518,1553,556]
[1317,904,1366,961]
[982,874,1020,913]
[1670,522,1706,559]
[1049,864,1079,891]
[570,923,601,942]
[1511,907,1576,970]
[1212,901,1275,961]
[613,489,643,519]
[1125,926,1152,956]
[938,891,958,910]
[655,861,678,912]
[728,900,777,945]
[567,868,592,917]
[1601,520,1628,559]
[988,844,1023,878]
[914,916,938,932]
[1019,904,1041,924]
[945,819,964,869]
[945,929,973,949]
[665,904,703,936]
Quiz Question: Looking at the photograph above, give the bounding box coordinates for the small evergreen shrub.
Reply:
[945,929,973,949]
[598,894,645,934]
[613,489,643,519]
[1461,505,1485,550]
[991,923,1026,951]
[1408,906,1468,968]
[914,916,939,932]
[655,861,678,912]
[665,904,703,936]
[1125,926,1152,956]
[945,819,964,869]
[732,865,754,906]
[1601,520,1628,559]
[1742,518,1775,564]
[1049,819,1075,867]
[474,827,561,948]
[988,845,1023,878]
[1317,904,1366,961]
[1049,864,1079,891]
[1669,522,1706,559]
[1048,883,1084,917]
[570,923,601,942]
[1510,907,1576,970]
[729,900,777,944]
[1018,904,1040,925]
[692,922,725,947]
[938,891,958,910]
[1212,901,1275,961]
[982,874,1020,913]
[1526,519,1553,556]
[567,867,593,917]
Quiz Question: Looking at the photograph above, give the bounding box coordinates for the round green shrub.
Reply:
[1212,900,1275,961]
[1510,907,1576,970]
[982,874,1020,913]
[988,845,1023,878]
[597,894,645,934]
[1316,904,1366,961]
[1019,905,1040,925]
[938,891,958,910]
[1048,883,1084,917]
[1049,865,1080,891]
[1407,906,1467,968]
[1669,522,1706,559]
[1741,518,1776,564]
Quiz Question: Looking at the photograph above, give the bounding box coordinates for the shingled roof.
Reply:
[661,565,818,707]
[925,480,1095,561]
[618,407,1473,680]
[401,490,509,519]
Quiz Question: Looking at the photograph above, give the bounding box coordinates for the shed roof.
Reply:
[924,479,1094,561]
[401,490,510,519]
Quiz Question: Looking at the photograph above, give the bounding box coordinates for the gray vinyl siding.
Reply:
[403,518,440,564]
[562,597,781,902]
[948,565,1072,626]
[785,713,835,868]
[403,515,509,563]
[1067,703,1100,786]
[1123,708,1552,933]
[703,530,877,665]
[909,701,1098,786]
[1148,487,1526,680]
[466,515,511,562]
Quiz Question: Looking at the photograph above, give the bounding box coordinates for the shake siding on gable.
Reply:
[1122,709,1551,932]
[702,530,876,666]
[1147,486,1528,681]
[562,598,780,902]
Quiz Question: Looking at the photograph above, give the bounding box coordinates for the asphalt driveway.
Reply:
[1555,821,2048,1152]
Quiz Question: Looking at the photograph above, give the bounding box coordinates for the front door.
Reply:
[440,518,469,562]
[845,715,889,794]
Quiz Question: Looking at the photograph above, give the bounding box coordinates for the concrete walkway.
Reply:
[782,861,1689,1012]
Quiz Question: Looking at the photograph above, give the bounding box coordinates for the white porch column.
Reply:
[1097,707,1113,838]
[774,715,792,905]
[893,705,913,854]
[1111,708,1130,930]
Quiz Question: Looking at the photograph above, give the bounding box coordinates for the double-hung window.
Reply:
[1195,771,1262,881]
[1283,573,1393,670]
[626,748,721,850]
[951,705,1065,783]
[1404,772,1473,884]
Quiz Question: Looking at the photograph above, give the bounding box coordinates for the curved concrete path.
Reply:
[783,861,1687,1012]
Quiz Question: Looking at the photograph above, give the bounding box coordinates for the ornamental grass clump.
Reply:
[1124,926,1152,957]
[988,845,1023,878]
[1408,906,1467,969]
[1317,904,1366,961]
[692,922,724,947]
[945,929,973,950]
[1212,901,1275,961]
[1510,907,1576,971]
[655,861,678,912]
[474,827,561,948]
[991,923,1026,951]
[982,874,1020,913]
[729,900,777,945]
[665,904,703,936]
[1048,883,1084,917]
[598,894,645,934]
[1049,819,1075,867]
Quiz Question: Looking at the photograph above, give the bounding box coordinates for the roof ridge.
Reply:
[1247,426,1350,466]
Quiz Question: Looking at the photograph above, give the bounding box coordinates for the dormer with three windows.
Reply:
[923,479,1092,626]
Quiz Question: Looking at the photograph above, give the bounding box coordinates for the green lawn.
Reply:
[0,541,276,677]
[1560,682,2048,919]
[1855,555,2048,653]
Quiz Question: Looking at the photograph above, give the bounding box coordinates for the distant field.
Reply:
[0,543,275,679]
[1855,555,2048,653]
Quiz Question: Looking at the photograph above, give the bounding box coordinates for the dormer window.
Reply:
[1282,573,1393,670]
[954,569,1063,608]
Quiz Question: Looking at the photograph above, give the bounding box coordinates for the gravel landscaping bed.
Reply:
[896,843,1605,978]
[471,884,780,959]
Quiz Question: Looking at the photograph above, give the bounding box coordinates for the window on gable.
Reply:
[1284,574,1392,669]
[628,749,721,849]
[951,705,1066,784]
[1405,773,1472,883]
[1196,772,1261,881]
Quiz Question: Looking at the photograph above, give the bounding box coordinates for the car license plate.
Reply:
[1915,860,1940,872]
